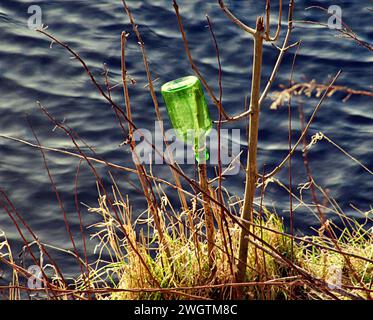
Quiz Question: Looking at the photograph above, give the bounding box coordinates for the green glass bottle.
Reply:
[161,76,212,162]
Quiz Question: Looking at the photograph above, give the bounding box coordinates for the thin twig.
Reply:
[173,0,230,119]
[218,0,256,35]
[121,1,189,213]
[270,81,373,110]
[262,70,342,181]
[218,0,296,123]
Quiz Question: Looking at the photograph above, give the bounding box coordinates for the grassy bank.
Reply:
[84,189,372,300]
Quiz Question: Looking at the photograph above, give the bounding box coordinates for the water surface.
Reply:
[0,0,372,282]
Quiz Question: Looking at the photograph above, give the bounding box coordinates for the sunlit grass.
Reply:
[82,187,372,300]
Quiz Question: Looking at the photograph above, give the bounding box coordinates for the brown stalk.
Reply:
[301,5,373,52]
[35,28,236,225]
[120,32,170,260]
[218,0,298,290]
[0,134,210,200]
[206,14,234,276]
[298,105,326,225]
[173,0,230,119]
[236,17,265,288]
[198,163,215,269]
[296,106,372,299]
[287,41,302,259]
[265,0,283,41]
[27,120,87,286]
[270,81,373,110]
[121,1,188,213]
[219,0,295,123]
[262,70,342,181]
[216,2,343,298]
[37,103,162,289]
[0,195,59,298]
[73,160,90,293]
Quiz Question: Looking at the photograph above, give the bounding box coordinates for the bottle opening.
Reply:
[161,76,198,93]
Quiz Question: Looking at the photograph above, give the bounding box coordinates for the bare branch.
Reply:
[218,0,296,123]
[262,70,342,181]
[265,0,283,41]
[270,80,373,110]
[218,0,256,36]
[173,0,230,119]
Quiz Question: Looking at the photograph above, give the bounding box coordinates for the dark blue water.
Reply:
[0,0,372,281]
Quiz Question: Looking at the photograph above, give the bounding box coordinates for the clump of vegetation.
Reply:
[0,0,372,300]
[77,187,371,300]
